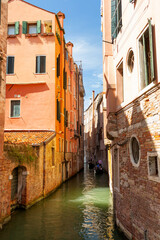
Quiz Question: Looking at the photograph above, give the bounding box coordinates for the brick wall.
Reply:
[113,84,160,239]
[0,0,8,227]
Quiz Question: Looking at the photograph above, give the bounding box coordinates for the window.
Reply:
[57,54,60,77]
[8,22,19,35]
[22,20,41,34]
[52,147,55,166]
[139,19,154,90]
[36,56,46,74]
[57,99,61,122]
[44,20,52,33]
[29,24,37,34]
[111,0,122,39]
[129,136,140,166]
[64,108,68,127]
[116,60,123,105]
[10,100,20,118]
[65,50,68,61]
[7,56,14,74]
[147,152,159,178]
[63,69,67,89]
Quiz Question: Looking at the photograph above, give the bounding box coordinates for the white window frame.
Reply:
[147,152,160,182]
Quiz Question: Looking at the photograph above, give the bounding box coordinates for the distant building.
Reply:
[101,0,160,239]
[84,92,107,171]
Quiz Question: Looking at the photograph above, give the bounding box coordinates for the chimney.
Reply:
[66,42,74,57]
[57,11,65,29]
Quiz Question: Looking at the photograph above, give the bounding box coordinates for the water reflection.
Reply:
[0,165,125,240]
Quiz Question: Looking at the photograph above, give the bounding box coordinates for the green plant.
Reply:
[4,144,38,165]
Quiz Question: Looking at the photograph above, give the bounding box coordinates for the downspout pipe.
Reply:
[43,142,46,196]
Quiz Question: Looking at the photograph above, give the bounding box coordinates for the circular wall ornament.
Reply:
[129,135,140,166]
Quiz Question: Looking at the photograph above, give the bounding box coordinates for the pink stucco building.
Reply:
[6,0,56,131]
[102,0,160,239]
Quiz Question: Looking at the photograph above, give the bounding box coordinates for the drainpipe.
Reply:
[43,142,46,196]
[64,45,67,181]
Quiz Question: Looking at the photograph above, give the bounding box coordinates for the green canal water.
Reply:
[0,165,126,240]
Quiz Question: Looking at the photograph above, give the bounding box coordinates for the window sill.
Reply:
[148,175,160,182]
[25,33,38,37]
[41,32,54,36]
[9,117,21,119]
[34,73,47,75]
[7,35,17,38]
[6,73,15,76]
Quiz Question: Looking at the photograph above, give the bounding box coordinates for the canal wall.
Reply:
[112,85,160,239]
[0,132,84,229]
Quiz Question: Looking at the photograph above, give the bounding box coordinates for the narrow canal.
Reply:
[0,165,126,240]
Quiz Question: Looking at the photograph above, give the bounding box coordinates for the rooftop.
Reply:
[4,131,56,146]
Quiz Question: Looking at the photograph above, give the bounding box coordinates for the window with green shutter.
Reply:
[63,69,67,89]
[8,22,19,35]
[22,20,41,34]
[57,54,60,77]
[64,108,68,127]
[139,19,155,90]
[57,99,61,122]
[111,0,122,40]
[10,100,20,118]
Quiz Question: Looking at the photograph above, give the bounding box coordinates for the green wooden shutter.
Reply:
[64,108,66,126]
[148,19,155,81]
[142,34,148,86]
[15,21,19,35]
[118,0,122,30]
[22,21,27,34]
[57,100,61,122]
[37,20,41,34]
[63,69,67,89]
[111,0,117,39]
[57,55,60,77]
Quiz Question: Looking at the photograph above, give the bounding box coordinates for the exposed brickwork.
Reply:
[112,85,160,239]
[0,0,8,227]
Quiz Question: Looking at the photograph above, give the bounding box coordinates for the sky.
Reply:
[27,0,103,110]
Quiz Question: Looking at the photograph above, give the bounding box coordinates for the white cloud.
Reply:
[91,83,101,89]
[72,38,102,71]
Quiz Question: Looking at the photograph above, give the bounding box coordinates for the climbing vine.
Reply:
[4,144,38,165]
